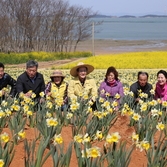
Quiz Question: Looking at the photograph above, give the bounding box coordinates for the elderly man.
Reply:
[0,62,16,98]
[130,71,153,102]
[16,60,45,100]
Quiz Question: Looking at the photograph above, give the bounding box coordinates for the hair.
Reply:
[26,60,38,69]
[0,62,4,69]
[157,70,167,79]
[105,66,118,80]
[137,71,149,79]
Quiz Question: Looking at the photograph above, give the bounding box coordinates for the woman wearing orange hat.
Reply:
[45,70,68,110]
[68,62,97,101]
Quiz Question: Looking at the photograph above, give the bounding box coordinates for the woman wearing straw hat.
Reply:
[45,70,68,110]
[68,62,97,101]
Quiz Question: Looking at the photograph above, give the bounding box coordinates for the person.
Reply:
[155,70,167,101]
[68,62,97,101]
[130,71,153,102]
[99,66,124,102]
[45,70,68,109]
[16,60,45,101]
[0,62,16,98]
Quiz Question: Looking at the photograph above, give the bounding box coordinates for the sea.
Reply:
[91,17,167,40]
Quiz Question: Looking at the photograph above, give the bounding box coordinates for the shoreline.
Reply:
[76,39,167,54]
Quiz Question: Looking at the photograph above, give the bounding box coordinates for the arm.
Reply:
[118,82,124,97]
[44,82,51,95]
[91,79,98,98]
[98,81,106,98]
[16,75,24,95]
[7,75,17,97]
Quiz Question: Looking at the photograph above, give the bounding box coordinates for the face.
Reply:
[157,73,167,86]
[107,72,115,82]
[0,67,4,79]
[138,74,148,87]
[53,76,62,84]
[77,67,87,79]
[26,66,37,78]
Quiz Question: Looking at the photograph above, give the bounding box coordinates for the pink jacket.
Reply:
[155,82,167,101]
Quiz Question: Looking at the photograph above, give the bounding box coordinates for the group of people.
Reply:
[1,60,167,110]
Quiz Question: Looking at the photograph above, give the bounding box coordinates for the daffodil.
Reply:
[0,159,4,167]
[114,93,120,99]
[53,134,63,145]
[151,108,158,117]
[66,112,73,119]
[94,130,103,140]
[87,146,101,158]
[39,91,45,97]
[74,134,83,143]
[131,132,139,143]
[18,130,26,140]
[137,140,150,152]
[46,117,58,127]
[0,111,6,118]
[83,133,91,143]
[156,122,165,131]
[5,109,12,116]
[132,113,141,121]
[27,110,33,116]
[0,132,9,143]
[106,132,121,144]
[1,100,8,107]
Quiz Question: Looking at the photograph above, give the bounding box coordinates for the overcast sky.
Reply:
[68,0,167,16]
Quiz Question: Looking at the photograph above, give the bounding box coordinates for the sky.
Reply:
[68,0,167,16]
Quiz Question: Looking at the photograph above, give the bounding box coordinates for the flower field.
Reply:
[1,52,167,167]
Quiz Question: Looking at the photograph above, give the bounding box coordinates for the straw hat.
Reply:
[50,70,65,78]
[70,62,94,77]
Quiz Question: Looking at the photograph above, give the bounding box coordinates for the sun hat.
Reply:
[70,62,94,77]
[50,70,65,78]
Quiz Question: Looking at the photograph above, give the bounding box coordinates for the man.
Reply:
[0,62,16,98]
[16,60,45,100]
[130,71,153,102]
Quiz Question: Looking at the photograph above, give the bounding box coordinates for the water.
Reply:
[91,17,167,40]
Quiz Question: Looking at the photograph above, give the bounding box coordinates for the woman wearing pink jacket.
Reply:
[155,70,167,101]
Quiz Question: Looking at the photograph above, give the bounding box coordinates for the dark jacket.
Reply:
[130,81,153,99]
[0,73,16,97]
[16,71,45,98]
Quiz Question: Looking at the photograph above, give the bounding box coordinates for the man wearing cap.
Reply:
[45,70,68,109]
[68,62,97,101]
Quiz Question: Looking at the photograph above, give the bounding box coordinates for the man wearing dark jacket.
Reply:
[16,60,45,101]
[0,62,16,98]
[130,71,153,102]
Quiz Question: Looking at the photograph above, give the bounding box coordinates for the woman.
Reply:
[155,70,167,101]
[45,70,68,108]
[68,62,97,100]
[99,66,124,101]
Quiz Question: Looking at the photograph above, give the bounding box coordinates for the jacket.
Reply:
[155,82,167,101]
[0,73,16,97]
[68,77,97,99]
[130,81,153,99]
[99,79,124,99]
[45,81,68,104]
[16,71,45,98]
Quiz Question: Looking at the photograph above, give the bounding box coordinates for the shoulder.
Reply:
[37,72,44,78]
[147,82,153,88]
[130,82,138,88]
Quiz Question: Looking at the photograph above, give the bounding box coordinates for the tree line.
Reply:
[0,0,97,53]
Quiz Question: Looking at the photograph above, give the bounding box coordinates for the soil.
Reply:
[5,115,147,167]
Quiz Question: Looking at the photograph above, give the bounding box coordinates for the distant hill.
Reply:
[119,15,136,18]
[140,14,167,18]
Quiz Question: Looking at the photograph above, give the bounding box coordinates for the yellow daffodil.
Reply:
[27,111,33,116]
[114,93,120,99]
[132,113,141,121]
[94,130,103,140]
[1,100,8,107]
[39,91,45,97]
[131,132,139,143]
[156,122,165,131]
[74,134,83,143]
[53,134,63,145]
[46,117,58,127]
[18,130,26,140]
[66,112,73,119]
[83,133,91,143]
[0,159,4,167]
[87,146,101,158]
[0,111,6,118]
[106,132,121,144]
[0,132,9,143]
